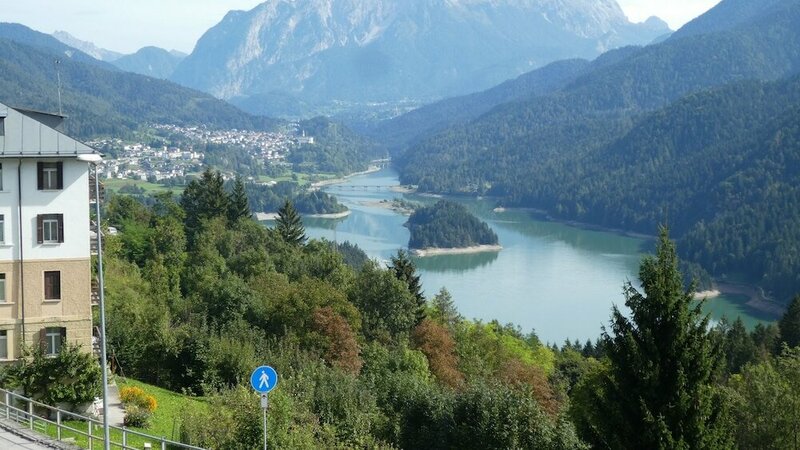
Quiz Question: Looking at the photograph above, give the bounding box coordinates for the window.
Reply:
[0,214,4,243]
[0,274,5,302]
[43,327,65,355]
[37,162,63,190]
[0,162,3,190]
[0,330,7,359]
[44,271,61,300]
[37,214,64,244]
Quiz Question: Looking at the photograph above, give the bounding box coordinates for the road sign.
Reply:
[250,365,278,394]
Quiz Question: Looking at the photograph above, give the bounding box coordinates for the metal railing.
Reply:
[0,388,204,450]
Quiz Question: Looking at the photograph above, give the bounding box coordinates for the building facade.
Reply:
[0,102,100,361]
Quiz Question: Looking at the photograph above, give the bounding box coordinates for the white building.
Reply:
[0,102,100,361]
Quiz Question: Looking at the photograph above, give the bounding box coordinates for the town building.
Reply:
[0,102,101,362]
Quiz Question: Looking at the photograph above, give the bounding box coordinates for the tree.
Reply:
[429,287,461,330]
[574,227,731,449]
[1,343,102,407]
[389,250,426,324]
[729,347,800,449]
[275,199,306,246]
[349,261,417,341]
[227,176,252,224]
[181,169,230,246]
[412,318,463,388]
[779,294,800,349]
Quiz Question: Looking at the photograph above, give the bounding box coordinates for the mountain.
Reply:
[0,29,278,138]
[370,45,645,150]
[171,0,669,117]
[0,23,114,69]
[671,0,784,39]
[111,46,186,79]
[52,30,123,61]
[395,0,800,301]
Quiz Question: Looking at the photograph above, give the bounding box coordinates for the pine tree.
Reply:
[227,177,251,223]
[389,250,426,324]
[275,199,306,246]
[430,287,461,330]
[180,168,230,247]
[575,227,731,449]
[778,294,800,349]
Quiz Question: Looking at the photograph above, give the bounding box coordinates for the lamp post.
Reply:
[79,154,109,450]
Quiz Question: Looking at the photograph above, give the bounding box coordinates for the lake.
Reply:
[301,168,772,343]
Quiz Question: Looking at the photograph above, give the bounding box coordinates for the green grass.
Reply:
[35,377,207,449]
[103,178,184,195]
[256,172,337,186]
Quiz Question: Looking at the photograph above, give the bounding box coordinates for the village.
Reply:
[88,123,313,181]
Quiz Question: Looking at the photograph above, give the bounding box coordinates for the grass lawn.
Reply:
[36,377,207,449]
[103,178,184,195]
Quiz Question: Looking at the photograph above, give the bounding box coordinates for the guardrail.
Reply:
[0,388,204,450]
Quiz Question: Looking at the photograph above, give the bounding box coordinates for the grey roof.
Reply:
[0,101,101,159]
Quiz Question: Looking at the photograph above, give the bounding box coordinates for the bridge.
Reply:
[325,184,391,191]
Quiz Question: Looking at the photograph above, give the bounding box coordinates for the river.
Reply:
[299,168,773,343]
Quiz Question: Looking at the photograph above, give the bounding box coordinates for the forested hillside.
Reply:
[0,30,278,138]
[101,174,575,448]
[288,116,386,175]
[96,174,800,448]
[396,0,800,301]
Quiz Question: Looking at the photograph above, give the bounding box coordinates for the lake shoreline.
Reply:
[716,282,785,317]
[256,210,351,221]
[411,244,503,257]
[493,206,654,240]
[311,166,382,188]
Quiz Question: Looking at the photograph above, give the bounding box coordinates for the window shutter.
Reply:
[37,162,43,190]
[39,328,47,352]
[36,215,43,244]
[59,327,67,345]
[56,162,63,189]
[57,214,64,243]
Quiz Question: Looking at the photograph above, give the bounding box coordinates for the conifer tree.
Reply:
[778,294,800,349]
[574,227,731,449]
[181,168,229,247]
[389,250,426,324]
[227,177,252,223]
[275,199,306,246]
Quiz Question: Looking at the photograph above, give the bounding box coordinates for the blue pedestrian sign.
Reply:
[250,366,278,394]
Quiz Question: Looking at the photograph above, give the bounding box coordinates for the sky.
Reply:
[3,0,721,55]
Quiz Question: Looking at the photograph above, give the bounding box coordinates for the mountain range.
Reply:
[170,0,669,117]
[52,30,187,79]
[0,24,277,138]
[393,0,800,301]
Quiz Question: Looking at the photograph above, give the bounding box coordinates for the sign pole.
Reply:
[250,365,277,450]
[262,394,268,450]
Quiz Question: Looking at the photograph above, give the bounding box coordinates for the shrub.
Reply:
[119,386,157,413]
[0,343,102,407]
[124,405,152,428]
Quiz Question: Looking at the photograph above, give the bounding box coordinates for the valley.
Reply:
[3,0,800,447]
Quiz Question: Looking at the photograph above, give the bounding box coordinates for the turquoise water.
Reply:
[301,168,772,343]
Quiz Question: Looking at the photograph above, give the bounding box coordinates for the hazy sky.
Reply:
[3,0,721,54]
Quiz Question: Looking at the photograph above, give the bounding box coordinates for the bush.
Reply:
[119,386,157,412]
[124,405,152,428]
[0,343,102,407]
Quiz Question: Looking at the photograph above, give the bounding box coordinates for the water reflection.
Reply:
[413,250,500,273]
[297,167,773,342]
